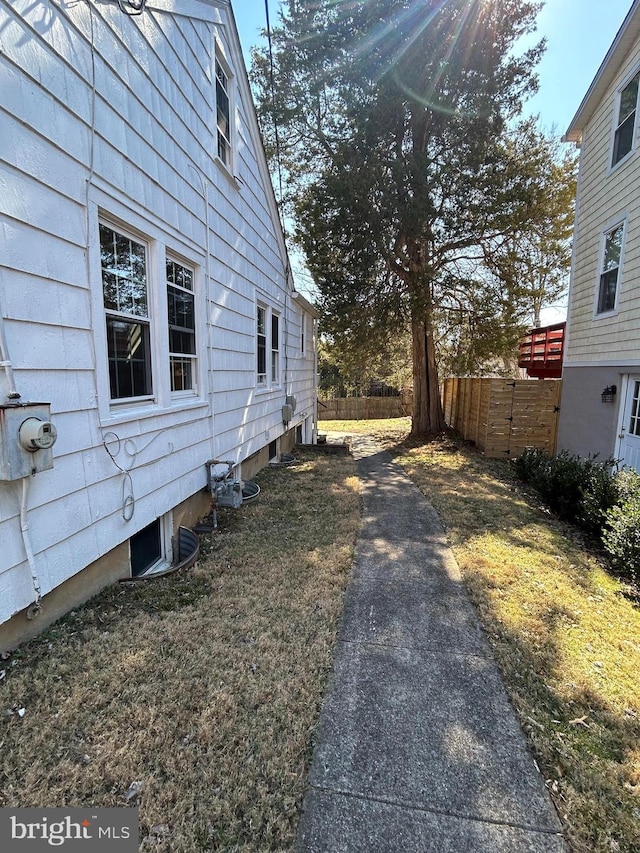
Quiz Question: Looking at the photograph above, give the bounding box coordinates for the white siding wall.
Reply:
[0,0,315,624]
[567,39,640,364]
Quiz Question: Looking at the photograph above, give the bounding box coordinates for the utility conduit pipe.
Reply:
[0,310,20,400]
[20,476,42,619]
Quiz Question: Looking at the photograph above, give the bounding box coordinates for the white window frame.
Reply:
[166,254,198,398]
[94,203,206,421]
[271,311,280,384]
[610,68,640,170]
[214,46,234,174]
[257,304,267,386]
[99,219,154,406]
[594,217,627,319]
[256,302,281,389]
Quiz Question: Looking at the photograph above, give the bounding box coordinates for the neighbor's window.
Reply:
[271,313,280,383]
[166,258,196,393]
[612,71,640,166]
[257,305,267,384]
[100,223,152,400]
[216,58,232,167]
[597,223,624,314]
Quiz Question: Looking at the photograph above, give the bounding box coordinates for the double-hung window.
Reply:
[612,71,640,167]
[257,306,267,385]
[597,222,625,315]
[216,58,232,167]
[167,258,196,393]
[271,314,280,383]
[100,223,152,401]
[256,304,280,387]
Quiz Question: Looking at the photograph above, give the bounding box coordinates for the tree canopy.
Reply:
[252,0,562,435]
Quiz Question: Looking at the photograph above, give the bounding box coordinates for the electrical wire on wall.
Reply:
[102,430,174,522]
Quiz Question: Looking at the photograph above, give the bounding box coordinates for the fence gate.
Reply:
[441,378,562,458]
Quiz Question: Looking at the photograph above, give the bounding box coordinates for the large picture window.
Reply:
[597,223,625,315]
[612,71,640,167]
[167,258,196,393]
[100,223,152,400]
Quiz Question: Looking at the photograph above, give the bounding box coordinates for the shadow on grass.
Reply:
[381,431,640,853]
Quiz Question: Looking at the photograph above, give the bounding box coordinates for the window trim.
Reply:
[610,68,640,171]
[594,217,627,319]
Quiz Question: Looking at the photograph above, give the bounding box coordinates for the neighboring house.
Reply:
[0,0,319,648]
[558,0,640,469]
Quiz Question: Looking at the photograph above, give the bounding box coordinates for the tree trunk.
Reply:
[410,312,445,437]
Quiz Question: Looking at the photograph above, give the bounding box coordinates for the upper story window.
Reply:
[612,71,640,167]
[167,257,196,394]
[215,58,232,168]
[100,223,152,401]
[597,222,625,315]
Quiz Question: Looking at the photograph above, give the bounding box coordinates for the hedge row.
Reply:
[514,448,640,581]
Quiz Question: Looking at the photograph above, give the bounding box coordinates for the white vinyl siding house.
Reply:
[558,1,640,465]
[0,0,319,647]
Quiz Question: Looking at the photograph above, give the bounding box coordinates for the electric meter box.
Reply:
[0,402,57,480]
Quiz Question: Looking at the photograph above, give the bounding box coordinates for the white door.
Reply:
[617,376,640,471]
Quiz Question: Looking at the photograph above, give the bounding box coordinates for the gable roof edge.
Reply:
[564,1,640,143]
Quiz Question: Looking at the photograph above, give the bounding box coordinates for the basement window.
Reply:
[130,519,163,577]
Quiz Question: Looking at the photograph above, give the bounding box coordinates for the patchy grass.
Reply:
[324,419,640,853]
[0,448,360,852]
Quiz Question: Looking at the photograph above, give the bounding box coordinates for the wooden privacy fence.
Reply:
[441,377,562,458]
[318,393,411,421]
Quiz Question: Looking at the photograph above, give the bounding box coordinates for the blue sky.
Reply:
[231,0,635,309]
[232,0,634,134]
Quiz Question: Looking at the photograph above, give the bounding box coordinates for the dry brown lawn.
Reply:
[0,447,360,852]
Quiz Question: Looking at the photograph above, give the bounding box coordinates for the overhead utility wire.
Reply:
[264,0,285,212]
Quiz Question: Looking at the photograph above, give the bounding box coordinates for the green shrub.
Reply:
[514,449,618,534]
[602,470,640,581]
[515,450,640,580]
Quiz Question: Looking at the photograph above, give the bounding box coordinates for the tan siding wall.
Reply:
[568,39,640,363]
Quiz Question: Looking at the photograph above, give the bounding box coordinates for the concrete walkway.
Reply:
[296,436,568,852]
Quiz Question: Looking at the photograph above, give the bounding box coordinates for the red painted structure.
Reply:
[518,322,566,379]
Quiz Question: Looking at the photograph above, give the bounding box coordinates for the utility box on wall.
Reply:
[0,403,57,480]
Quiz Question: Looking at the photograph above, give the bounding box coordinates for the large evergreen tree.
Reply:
[252,0,545,435]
